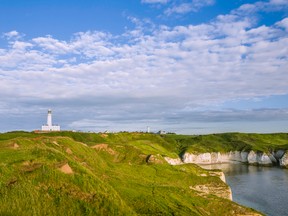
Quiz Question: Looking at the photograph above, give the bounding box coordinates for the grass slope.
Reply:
[164,133,288,154]
[0,131,265,215]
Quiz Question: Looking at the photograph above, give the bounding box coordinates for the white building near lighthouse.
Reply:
[41,109,60,131]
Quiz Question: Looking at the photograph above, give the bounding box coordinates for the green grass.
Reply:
[164,132,288,154]
[0,131,269,215]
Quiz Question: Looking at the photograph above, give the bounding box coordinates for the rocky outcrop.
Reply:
[146,154,166,164]
[183,152,212,164]
[164,157,183,165]
[209,171,226,183]
[182,151,246,164]
[230,151,242,162]
[247,151,273,165]
[191,169,233,200]
[268,153,277,163]
[59,163,73,174]
[165,149,288,168]
[247,151,258,164]
[274,150,285,159]
[13,143,20,149]
[182,150,275,166]
[183,152,225,164]
[229,151,248,162]
[257,152,273,165]
[279,152,288,168]
[240,151,249,162]
[211,152,222,163]
[219,153,230,162]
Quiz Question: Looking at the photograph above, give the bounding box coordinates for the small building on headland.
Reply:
[157,130,166,135]
[41,109,60,131]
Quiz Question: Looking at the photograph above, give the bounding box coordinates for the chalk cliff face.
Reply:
[219,153,230,162]
[182,152,213,164]
[182,150,274,166]
[184,152,231,164]
[164,156,233,200]
[164,157,183,165]
[240,151,249,162]
[257,152,273,165]
[164,149,287,168]
[247,151,258,164]
[182,152,221,164]
[279,152,288,168]
[230,151,242,162]
[268,153,277,163]
[211,152,222,163]
[274,150,285,159]
[182,152,222,164]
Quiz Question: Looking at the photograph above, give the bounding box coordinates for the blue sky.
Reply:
[0,0,287,134]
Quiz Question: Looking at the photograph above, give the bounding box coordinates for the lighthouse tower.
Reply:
[41,109,60,131]
[47,109,52,127]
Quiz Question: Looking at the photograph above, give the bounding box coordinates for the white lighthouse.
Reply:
[41,109,60,131]
[47,109,52,127]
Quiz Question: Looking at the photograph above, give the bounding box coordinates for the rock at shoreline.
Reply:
[247,151,258,164]
[280,152,288,168]
[182,150,275,167]
[257,152,273,165]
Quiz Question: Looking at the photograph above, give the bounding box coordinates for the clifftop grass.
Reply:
[0,131,264,215]
[163,132,288,154]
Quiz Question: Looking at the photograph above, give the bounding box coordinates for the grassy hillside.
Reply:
[163,133,288,154]
[0,131,261,215]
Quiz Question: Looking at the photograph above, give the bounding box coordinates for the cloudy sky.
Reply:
[0,0,287,134]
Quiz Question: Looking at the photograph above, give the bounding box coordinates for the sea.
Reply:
[200,163,288,216]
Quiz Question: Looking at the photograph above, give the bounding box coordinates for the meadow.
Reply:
[1,131,283,215]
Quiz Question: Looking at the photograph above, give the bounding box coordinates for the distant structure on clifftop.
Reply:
[41,109,60,131]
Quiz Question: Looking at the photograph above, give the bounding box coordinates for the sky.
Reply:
[0,0,287,134]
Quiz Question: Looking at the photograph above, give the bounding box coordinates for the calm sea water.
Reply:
[200,163,288,216]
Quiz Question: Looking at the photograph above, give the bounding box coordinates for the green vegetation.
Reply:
[164,132,288,154]
[0,131,276,215]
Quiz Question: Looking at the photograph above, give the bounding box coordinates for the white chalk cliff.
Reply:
[279,152,288,168]
[247,151,258,164]
[164,157,183,165]
[258,152,273,165]
[181,150,279,166]
[163,149,287,168]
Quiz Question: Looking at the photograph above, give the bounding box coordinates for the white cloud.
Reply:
[165,3,192,15]
[32,36,71,54]
[31,31,114,58]
[165,0,215,15]
[276,18,288,31]
[192,0,215,8]
[0,0,287,132]
[234,0,288,14]
[141,0,169,4]
[269,0,288,5]
[2,30,22,40]
[1,16,287,101]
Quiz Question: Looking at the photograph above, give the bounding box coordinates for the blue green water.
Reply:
[201,163,288,216]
